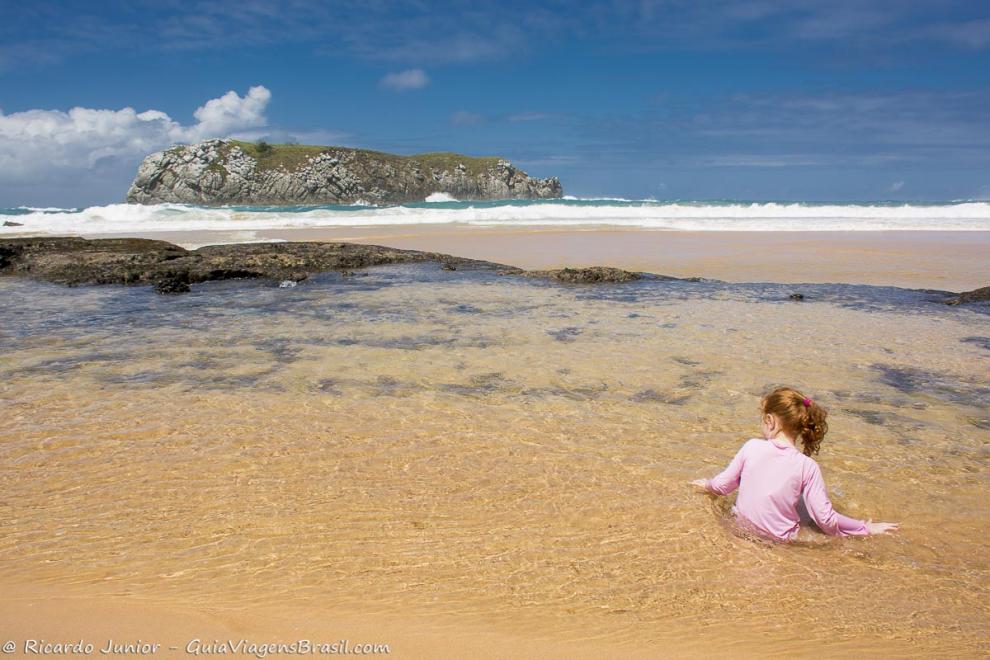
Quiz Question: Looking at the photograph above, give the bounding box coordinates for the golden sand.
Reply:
[1,270,987,657]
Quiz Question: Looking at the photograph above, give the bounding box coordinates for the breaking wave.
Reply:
[2,198,990,235]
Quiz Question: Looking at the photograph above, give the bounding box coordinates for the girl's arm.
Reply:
[801,461,869,536]
[694,441,750,495]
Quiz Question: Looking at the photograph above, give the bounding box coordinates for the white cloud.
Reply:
[507,112,551,122]
[889,180,905,192]
[378,69,429,91]
[186,85,271,141]
[450,111,484,126]
[0,85,271,184]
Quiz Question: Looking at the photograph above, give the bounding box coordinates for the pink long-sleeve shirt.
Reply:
[705,438,869,542]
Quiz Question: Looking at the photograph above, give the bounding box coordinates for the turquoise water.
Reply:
[4,197,990,216]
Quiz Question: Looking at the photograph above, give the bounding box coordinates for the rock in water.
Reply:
[153,270,191,295]
[945,286,990,305]
[524,267,643,283]
[126,139,563,205]
[0,237,515,294]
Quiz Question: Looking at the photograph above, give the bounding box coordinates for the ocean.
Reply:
[4,198,990,235]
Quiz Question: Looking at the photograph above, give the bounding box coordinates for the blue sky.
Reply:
[1,0,989,205]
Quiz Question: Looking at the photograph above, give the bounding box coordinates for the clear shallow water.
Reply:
[3,198,990,234]
[0,267,988,654]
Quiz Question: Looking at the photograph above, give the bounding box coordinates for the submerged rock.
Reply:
[153,270,191,295]
[126,139,563,205]
[789,293,805,301]
[945,286,990,305]
[524,267,643,284]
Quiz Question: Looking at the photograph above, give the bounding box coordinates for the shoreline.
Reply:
[39,225,990,291]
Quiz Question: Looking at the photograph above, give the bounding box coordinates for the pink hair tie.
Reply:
[802,398,812,407]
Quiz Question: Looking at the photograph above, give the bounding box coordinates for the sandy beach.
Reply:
[81,225,990,292]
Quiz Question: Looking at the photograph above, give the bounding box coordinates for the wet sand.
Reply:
[0,582,666,660]
[88,225,990,291]
[0,581,930,659]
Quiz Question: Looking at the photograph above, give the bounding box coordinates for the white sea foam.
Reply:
[2,200,990,236]
[18,206,79,212]
[424,192,459,202]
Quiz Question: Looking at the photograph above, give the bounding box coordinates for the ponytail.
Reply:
[799,400,828,456]
[761,387,829,456]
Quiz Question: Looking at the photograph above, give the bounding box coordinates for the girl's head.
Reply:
[760,386,828,456]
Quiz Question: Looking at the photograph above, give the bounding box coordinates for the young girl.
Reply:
[691,387,898,542]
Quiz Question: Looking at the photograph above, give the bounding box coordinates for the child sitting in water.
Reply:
[691,387,898,542]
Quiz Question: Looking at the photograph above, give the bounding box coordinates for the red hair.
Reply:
[761,387,828,456]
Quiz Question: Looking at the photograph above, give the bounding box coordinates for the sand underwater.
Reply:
[1,254,988,658]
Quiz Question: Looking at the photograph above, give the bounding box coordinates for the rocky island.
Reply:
[125,139,563,205]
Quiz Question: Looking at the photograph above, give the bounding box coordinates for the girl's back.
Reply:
[708,438,813,541]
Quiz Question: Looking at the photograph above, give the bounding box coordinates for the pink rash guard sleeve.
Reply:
[801,460,869,537]
[705,441,749,496]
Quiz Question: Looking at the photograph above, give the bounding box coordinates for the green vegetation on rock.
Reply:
[411,152,501,176]
[228,141,327,172]
[227,140,501,175]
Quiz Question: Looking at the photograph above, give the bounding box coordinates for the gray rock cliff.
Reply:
[126,139,563,205]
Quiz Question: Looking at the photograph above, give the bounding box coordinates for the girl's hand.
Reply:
[689,479,710,492]
[865,519,899,535]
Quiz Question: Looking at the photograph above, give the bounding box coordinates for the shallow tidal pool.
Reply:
[1,265,988,655]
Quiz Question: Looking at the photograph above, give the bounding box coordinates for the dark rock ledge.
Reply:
[0,238,686,294]
[1,238,985,304]
[522,266,643,283]
[944,286,990,305]
[519,266,706,284]
[0,237,520,295]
